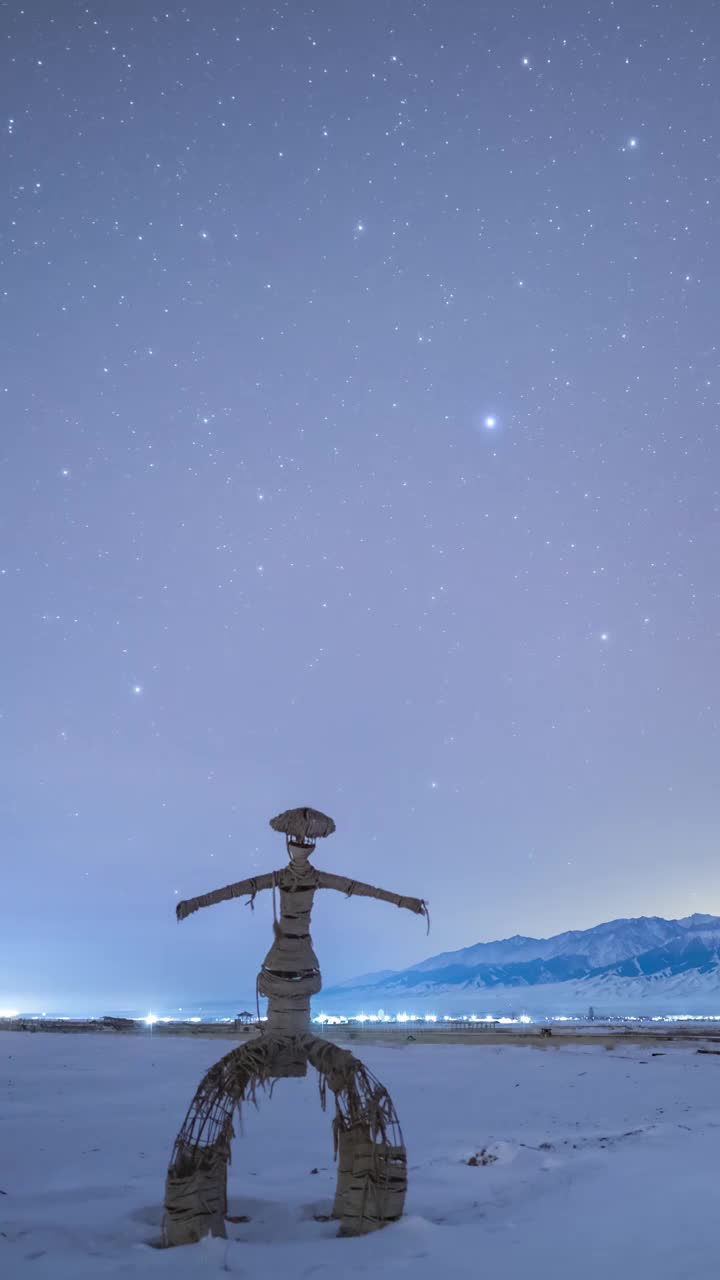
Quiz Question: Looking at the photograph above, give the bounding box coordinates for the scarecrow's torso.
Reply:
[261,863,320,976]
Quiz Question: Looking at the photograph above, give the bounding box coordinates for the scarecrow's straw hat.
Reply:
[269,807,336,842]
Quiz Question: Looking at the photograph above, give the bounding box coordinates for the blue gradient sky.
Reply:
[2,0,719,1012]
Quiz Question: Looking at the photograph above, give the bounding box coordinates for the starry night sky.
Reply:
[3,1,719,1013]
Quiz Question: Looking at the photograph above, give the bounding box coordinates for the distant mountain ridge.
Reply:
[323,914,720,1015]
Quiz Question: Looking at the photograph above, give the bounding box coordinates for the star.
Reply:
[484,415,497,429]
[132,684,143,695]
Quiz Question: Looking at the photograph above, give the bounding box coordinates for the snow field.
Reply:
[2,1031,719,1278]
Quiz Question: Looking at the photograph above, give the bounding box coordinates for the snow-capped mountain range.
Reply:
[323,915,720,1017]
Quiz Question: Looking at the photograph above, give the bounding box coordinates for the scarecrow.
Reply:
[162,807,427,1247]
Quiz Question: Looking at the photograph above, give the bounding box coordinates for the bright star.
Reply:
[627,137,638,148]
[132,684,143,695]
[484,415,497,429]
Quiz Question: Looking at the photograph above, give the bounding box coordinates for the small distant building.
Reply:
[234,1011,255,1027]
[102,1016,137,1031]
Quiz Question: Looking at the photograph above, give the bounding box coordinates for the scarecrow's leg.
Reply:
[162,1035,311,1246]
[162,1047,243,1246]
[332,1125,407,1236]
[304,1035,408,1237]
[332,1122,370,1219]
[163,1140,229,1247]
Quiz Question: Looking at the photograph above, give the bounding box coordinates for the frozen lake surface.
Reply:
[1,1030,718,1278]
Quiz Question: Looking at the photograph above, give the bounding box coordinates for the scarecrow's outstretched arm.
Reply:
[317,870,427,921]
[176,871,275,921]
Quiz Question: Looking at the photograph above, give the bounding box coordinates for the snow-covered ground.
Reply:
[2,1031,719,1279]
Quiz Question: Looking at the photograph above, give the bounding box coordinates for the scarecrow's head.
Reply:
[269,806,336,863]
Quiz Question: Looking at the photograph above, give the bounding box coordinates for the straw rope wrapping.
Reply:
[161,1034,407,1247]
